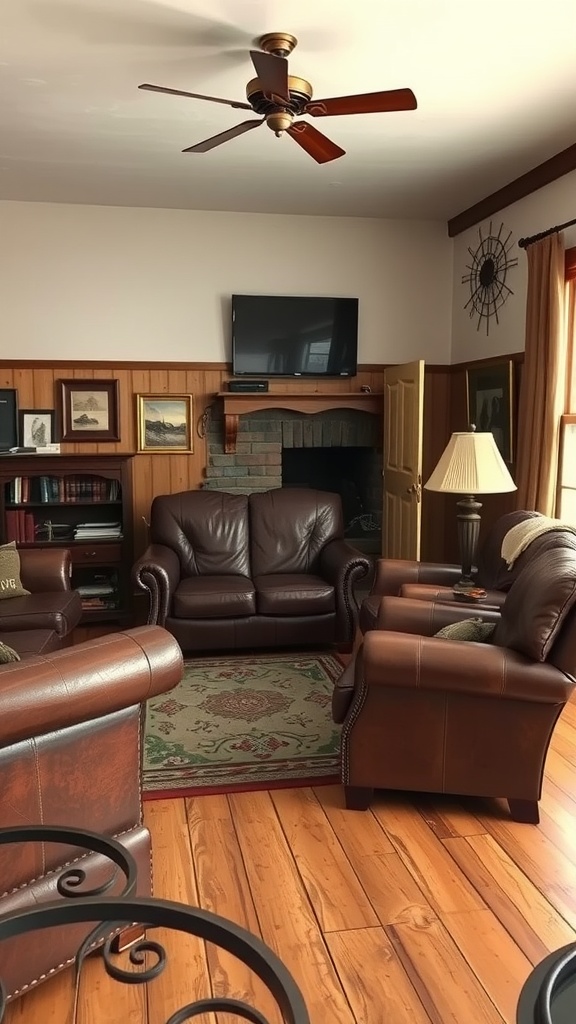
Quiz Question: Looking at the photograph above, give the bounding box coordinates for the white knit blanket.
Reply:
[501,516,576,569]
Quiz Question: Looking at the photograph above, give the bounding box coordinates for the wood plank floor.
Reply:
[7,697,576,1023]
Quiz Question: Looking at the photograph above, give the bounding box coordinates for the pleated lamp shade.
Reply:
[425,431,517,494]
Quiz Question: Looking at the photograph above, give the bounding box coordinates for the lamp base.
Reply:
[452,578,479,593]
[455,495,482,588]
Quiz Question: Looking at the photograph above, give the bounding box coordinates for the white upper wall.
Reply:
[451,169,576,363]
[0,201,453,365]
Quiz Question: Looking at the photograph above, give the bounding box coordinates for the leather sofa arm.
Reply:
[320,539,371,644]
[371,558,463,597]
[399,582,507,607]
[0,625,183,747]
[19,548,73,592]
[361,630,573,704]
[132,544,181,626]
[376,596,501,635]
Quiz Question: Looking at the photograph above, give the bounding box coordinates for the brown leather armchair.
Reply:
[133,488,370,653]
[0,624,183,1002]
[334,538,576,822]
[360,510,542,631]
[0,547,82,656]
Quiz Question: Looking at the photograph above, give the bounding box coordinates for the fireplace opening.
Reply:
[282,446,382,550]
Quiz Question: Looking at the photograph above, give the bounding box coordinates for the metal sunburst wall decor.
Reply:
[462,221,518,335]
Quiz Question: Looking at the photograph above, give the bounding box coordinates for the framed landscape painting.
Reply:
[137,394,194,453]
[466,360,514,463]
[59,380,120,442]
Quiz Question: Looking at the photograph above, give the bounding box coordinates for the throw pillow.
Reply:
[0,541,31,600]
[434,618,496,642]
[0,641,20,663]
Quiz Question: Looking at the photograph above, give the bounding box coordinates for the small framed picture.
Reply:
[0,389,18,450]
[58,379,120,442]
[466,360,514,463]
[19,409,57,448]
[136,394,194,453]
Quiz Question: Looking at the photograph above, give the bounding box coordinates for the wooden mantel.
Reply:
[215,391,382,453]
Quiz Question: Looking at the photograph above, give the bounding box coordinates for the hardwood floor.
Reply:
[7,698,576,1022]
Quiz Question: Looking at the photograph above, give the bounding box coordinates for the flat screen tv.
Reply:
[231,294,358,377]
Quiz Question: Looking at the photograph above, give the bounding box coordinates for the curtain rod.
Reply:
[518,215,576,248]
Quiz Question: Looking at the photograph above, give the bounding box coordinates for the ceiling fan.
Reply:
[139,32,417,164]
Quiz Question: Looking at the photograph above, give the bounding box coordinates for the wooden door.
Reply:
[382,360,425,559]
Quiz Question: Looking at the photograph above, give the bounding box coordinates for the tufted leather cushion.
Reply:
[254,574,335,615]
[249,488,343,577]
[493,539,576,661]
[173,575,256,619]
[150,490,251,578]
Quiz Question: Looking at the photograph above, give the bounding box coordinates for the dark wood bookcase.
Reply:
[0,453,134,624]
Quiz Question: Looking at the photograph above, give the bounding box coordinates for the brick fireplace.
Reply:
[204,407,383,550]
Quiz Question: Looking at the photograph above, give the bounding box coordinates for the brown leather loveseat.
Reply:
[333,533,576,823]
[0,547,82,657]
[133,488,370,652]
[0,625,183,1002]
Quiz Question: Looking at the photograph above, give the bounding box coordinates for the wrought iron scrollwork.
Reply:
[0,826,309,1024]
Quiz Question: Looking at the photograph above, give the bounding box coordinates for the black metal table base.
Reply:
[0,826,309,1023]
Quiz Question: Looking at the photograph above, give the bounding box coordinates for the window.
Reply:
[557,415,576,523]
[556,248,576,519]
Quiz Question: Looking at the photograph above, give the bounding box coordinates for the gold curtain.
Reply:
[515,234,568,513]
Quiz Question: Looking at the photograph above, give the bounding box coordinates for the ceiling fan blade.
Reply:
[286,122,345,164]
[183,119,264,153]
[249,50,290,102]
[139,83,251,110]
[305,88,417,117]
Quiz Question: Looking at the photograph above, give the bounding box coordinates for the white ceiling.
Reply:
[2,0,576,220]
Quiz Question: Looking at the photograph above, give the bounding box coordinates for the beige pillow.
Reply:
[434,617,496,642]
[0,641,20,663]
[0,542,31,600]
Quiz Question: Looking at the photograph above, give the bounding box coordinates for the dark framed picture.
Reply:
[58,379,120,442]
[18,409,57,448]
[0,389,18,450]
[466,360,514,463]
[136,394,194,453]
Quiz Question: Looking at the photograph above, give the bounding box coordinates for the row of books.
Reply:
[5,512,123,544]
[76,575,119,611]
[5,476,121,504]
[5,509,36,544]
[73,521,123,540]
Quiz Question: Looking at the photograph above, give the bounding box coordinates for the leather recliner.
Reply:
[132,488,371,653]
[0,547,82,656]
[360,509,542,632]
[333,535,576,822]
[0,625,183,1001]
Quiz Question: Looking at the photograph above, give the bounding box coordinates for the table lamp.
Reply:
[424,426,517,590]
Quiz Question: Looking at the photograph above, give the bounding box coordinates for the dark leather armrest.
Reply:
[376,596,501,635]
[19,548,72,592]
[361,629,573,704]
[132,544,181,626]
[400,583,506,608]
[371,558,463,597]
[0,625,183,747]
[320,539,371,645]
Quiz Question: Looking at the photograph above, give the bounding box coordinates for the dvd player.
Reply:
[227,380,269,393]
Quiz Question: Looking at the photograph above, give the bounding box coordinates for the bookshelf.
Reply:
[0,453,134,624]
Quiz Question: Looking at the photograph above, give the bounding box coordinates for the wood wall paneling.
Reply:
[1,359,520,564]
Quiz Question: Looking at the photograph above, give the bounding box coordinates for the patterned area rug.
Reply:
[142,652,344,799]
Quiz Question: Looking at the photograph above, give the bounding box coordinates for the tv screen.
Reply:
[232,294,358,377]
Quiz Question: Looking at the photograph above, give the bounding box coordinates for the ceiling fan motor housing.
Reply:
[246,75,313,116]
